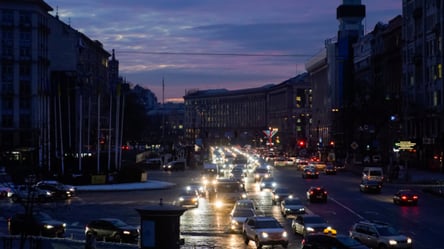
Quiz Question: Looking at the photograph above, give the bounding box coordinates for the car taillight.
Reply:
[413,195,418,200]
[309,191,314,195]
[401,195,407,200]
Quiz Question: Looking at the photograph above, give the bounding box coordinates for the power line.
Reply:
[117,50,312,57]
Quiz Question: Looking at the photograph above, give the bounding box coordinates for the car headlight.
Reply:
[282,231,288,237]
[407,238,412,244]
[231,220,238,225]
[215,200,223,208]
[388,240,398,245]
[272,183,276,187]
[123,230,131,235]
[241,193,247,199]
[261,232,269,238]
[306,227,314,232]
[299,207,305,211]
[44,224,54,229]
[275,195,279,199]
[179,197,184,201]
[261,183,265,187]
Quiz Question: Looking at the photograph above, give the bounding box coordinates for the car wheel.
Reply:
[114,234,121,242]
[243,232,249,244]
[255,237,262,249]
[378,243,388,249]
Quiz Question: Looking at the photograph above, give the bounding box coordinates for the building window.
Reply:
[433,90,441,106]
[2,115,13,128]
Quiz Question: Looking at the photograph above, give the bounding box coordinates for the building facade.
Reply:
[0,0,53,168]
[402,0,444,170]
[183,74,311,154]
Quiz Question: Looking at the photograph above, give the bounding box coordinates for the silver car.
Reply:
[350,220,413,249]
[243,216,289,248]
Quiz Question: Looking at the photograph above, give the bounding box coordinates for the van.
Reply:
[362,167,384,182]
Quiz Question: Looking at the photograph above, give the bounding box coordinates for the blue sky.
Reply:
[44,0,401,102]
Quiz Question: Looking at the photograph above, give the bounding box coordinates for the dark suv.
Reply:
[306,186,327,202]
[8,211,66,237]
[349,220,413,249]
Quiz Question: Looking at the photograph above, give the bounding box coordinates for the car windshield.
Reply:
[303,216,326,224]
[256,220,281,229]
[34,212,52,220]
[275,188,289,194]
[236,201,254,209]
[107,219,128,227]
[284,199,302,205]
[233,209,255,217]
[377,226,401,236]
[370,170,382,176]
[255,168,268,173]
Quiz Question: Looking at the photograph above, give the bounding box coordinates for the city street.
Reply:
[1,167,443,248]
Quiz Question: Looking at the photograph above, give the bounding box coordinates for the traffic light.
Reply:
[298,139,306,148]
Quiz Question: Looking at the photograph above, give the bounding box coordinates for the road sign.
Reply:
[395,141,416,150]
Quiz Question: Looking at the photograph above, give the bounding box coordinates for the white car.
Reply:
[243,216,289,248]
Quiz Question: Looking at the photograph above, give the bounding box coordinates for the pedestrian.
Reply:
[85,232,97,249]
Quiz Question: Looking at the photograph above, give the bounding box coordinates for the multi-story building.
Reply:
[0,0,53,168]
[183,73,311,154]
[353,15,403,163]
[0,0,119,177]
[402,0,444,170]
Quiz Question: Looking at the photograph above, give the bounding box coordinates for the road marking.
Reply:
[328,197,364,220]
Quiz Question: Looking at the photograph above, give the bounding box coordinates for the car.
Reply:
[325,163,337,175]
[359,179,382,193]
[243,216,289,248]
[35,183,72,200]
[259,177,277,191]
[35,180,77,196]
[85,218,139,243]
[8,211,66,237]
[162,160,186,171]
[232,199,257,212]
[230,208,256,232]
[300,233,370,249]
[350,220,413,249]
[9,185,53,203]
[186,182,205,197]
[393,189,419,206]
[271,187,293,205]
[291,214,331,236]
[362,167,384,182]
[253,166,271,182]
[0,186,12,198]
[280,197,306,217]
[144,158,163,170]
[302,167,319,179]
[306,186,327,203]
[177,189,199,207]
